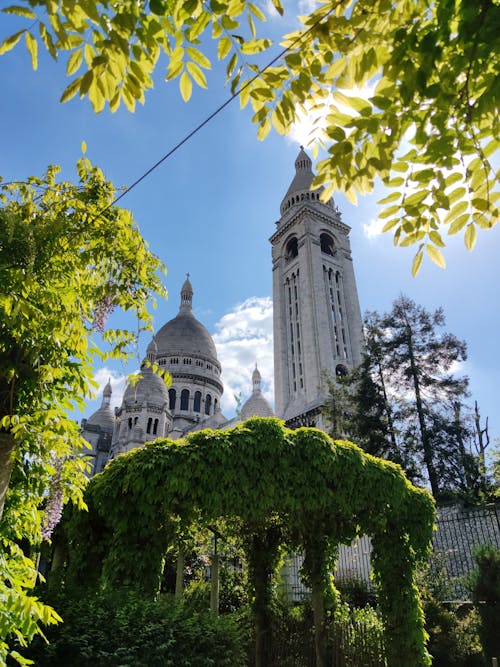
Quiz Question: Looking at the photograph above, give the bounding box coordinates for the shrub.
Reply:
[468,544,500,663]
[26,588,246,667]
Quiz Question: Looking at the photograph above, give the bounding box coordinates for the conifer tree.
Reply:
[379,296,468,497]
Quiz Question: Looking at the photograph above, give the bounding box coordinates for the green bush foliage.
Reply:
[26,588,246,667]
[469,544,500,663]
[63,418,435,667]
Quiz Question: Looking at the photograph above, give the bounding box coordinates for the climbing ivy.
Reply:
[65,418,435,667]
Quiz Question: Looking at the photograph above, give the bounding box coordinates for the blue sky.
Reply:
[1,4,498,448]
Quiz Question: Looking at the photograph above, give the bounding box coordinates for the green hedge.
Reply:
[26,588,246,667]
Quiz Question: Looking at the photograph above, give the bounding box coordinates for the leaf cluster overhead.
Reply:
[1,0,499,267]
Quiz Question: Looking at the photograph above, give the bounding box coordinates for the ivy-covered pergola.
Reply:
[66,418,435,667]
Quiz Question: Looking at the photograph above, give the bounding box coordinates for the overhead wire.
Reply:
[95,2,339,218]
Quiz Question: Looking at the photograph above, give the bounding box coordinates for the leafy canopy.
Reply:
[1,0,499,270]
[0,155,166,665]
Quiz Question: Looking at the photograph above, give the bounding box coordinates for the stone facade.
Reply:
[270,148,363,427]
[82,147,363,469]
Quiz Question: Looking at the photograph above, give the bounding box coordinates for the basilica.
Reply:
[82,148,363,475]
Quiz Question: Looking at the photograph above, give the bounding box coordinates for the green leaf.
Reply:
[60,77,83,103]
[179,71,192,102]
[186,61,207,88]
[3,5,36,18]
[429,231,445,248]
[66,49,83,76]
[81,140,87,154]
[379,205,401,219]
[411,250,423,277]
[217,36,231,60]
[378,191,400,205]
[0,29,25,55]
[426,244,446,269]
[444,200,468,224]
[25,32,38,70]
[447,213,469,235]
[464,224,476,251]
[186,46,211,70]
[392,162,408,173]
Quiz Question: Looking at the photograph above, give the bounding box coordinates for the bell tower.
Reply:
[270,148,363,428]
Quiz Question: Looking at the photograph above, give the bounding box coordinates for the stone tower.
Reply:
[270,148,363,428]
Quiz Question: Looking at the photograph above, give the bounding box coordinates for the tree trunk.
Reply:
[175,551,184,599]
[405,325,439,496]
[376,358,400,462]
[245,527,281,667]
[210,551,219,615]
[311,580,328,667]
[0,431,16,520]
[474,400,490,492]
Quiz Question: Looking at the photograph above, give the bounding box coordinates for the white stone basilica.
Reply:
[82,148,363,475]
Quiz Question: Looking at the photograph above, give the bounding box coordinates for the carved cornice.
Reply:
[270,204,350,246]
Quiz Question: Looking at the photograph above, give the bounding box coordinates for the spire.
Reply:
[285,147,314,197]
[280,147,322,215]
[102,378,112,407]
[252,364,262,393]
[179,274,193,314]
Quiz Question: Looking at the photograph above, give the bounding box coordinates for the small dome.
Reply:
[123,364,169,405]
[240,365,274,420]
[86,379,114,432]
[240,393,274,420]
[86,405,114,432]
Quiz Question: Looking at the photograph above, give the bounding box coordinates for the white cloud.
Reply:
[212,297,274,415]
[363,217,385,240]
[298,0,320,12]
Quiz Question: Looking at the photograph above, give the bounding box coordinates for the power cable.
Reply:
[96,3,339,218]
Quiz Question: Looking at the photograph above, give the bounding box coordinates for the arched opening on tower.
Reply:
[320,233,335,256]
[193,391,202,413]
[335,364,348,378]
[285,236,298,261]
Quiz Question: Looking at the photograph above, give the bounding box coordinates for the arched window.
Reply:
[336,364,348,378]
[194,391,202,413]
[214,398,218,412]
[181,389,189,411]
[147,417,152,434]
[134,416,139,425]
[128,417,133,430]
[153,418,159,435]
[205,393,212,415]
[168,388,176,410]
[285,236,298,260]
[320,233,335,256]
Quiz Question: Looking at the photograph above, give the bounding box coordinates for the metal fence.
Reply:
[258,617,386,667]
[282,503,500,602]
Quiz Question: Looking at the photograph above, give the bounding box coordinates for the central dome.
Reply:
[147,276,219,364]
[154,312,218,360]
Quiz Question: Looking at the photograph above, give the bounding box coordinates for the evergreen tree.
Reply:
[380,296,468,497]
[324,296,484,499]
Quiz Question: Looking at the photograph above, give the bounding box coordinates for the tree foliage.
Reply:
[63,418,435,667]
[1,0,499,266]
[323,296,485,499]
[0,156,166,664]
